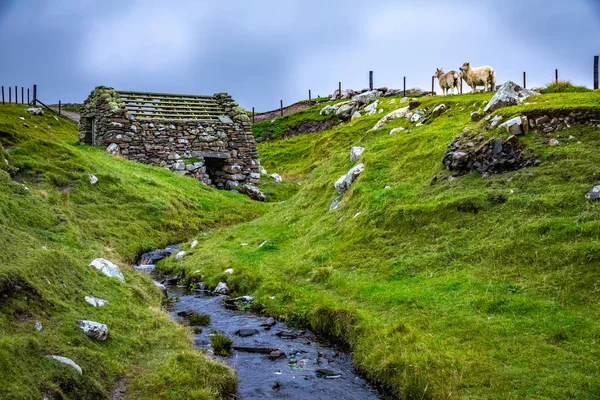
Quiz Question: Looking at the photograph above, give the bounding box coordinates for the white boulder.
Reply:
[334,163,365,194]
[88,174,98,185]
[174,251,186,261]
[47,355,82,374]
[484,81,539,113]
[259,167,268,176]
[85,296,109,307]
[224,268,234,274]
[350,147,365,163]
[78,320,109,341]
[363,100,379,116]
[389,127,405,135]
[369,107,410,131]
[585,185,600,200]
[499,116,525,135]
[352,90,381,106]
[351,111,362,121]
[214,282,229,295]
[240,184,266,201]
[490,115,504,129]
[190,240,198,249]
[26,107,43,116]
[89,258,125,282]
[329,196,341,211]
[270,173,283,183]
[106,143,120,155]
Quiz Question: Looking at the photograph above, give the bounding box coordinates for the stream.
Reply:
[136,247,382,400]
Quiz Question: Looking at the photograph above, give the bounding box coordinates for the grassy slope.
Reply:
[0,104,268,399]
[161,91,600,399]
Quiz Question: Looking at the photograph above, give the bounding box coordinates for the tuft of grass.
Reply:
[539,80,591,94]
[189,312,211,326]
[210,332,233,356]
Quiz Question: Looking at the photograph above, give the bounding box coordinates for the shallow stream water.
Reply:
[137,248,381,400]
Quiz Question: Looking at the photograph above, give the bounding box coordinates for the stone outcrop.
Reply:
[89,258,125,282]
[484,81,538,113]
[85,296,108,307]
[350,147,365,162]
[442,134,537,176]
[78,87,260,193]
[334,163,365,194]
[321,90,383,122]
[47,355,82,374]
[78,320,109,341]
[369,106,410,131]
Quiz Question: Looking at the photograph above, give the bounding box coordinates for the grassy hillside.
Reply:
[0,104,267,399]
[160,91,600,399]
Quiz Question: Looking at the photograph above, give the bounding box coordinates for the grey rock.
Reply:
[334,163,365,194]
[369,106,410,131]
[154,281,167,295]
[484,81,539,113]
[270,173,283,183]
[214,282,229,295]
[190,240,198,249]
[329,196,341,211]
[389,127,405,135]
[471,111,482,121]
[350,146,365,163]
[490,115,504,129]
[236,328,259,337]
[174,251,186,262]
[432,104,446,117]
[85,296,109,307]
[78,320,109,341]
[352,90,381,106]
[89,258,125,282]
[363,101,379,116]
[585,185,600,200]
[35,320,43,331]
[88,174,98,184]
[499,116,524,135]
[549,139,560,146]
[106,143,120,155]
[26,107,43,116]
[240,184,265,201]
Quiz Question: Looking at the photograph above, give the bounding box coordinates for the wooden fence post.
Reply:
[523,71,527,89]
[369,71,373,90]
[58,100,62,116]
[27,88,30,104]
[555,69,559,84]
[15,86,17,103]
[21,87,24,104]
[309,89,312,104]
[252,107,255,124]
[338,81,342,98]
[431,76,435,95]
[594,55,599,90]
[9,87,11,103]
[403,76,406,97]
[460,77,463,94]
[33,84,37,105]
[1,86,4,105]
[280,100,283,117]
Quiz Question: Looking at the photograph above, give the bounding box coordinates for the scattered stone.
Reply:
[471,111,482,121]
[350,146,365,163]
[85,296,109,307]
[154,281,167,295]
[316,368,342,379]
[369,106,410,131]
[334,163,365,194]
[35,321,43,331]
[270,173,283,183]
[585,185,600,200]
[329,196,341,211]
[214,282,229,295]
[78,320,109,341]
[351,111,361,121]
[26,107,43,116]
[260,167,268,176]
[430,175,438,185]
[88,174,98,184]
[389,127,405,135]
[400,97,408,103]
[47,355,82,374]
[240,184,265,201]
[448,176,456,182]
[236,328,259,337]
[106,143,120,155]
[190,240,198,249]
[489,115,504,129]
[384,185,392,190]
[174,251,186,262]
[549,139,560,146]
[89,258,125,282]
[484,81,539,113]
[275,330,299,339]
[269,349,286,360]
[499,116,524,135]
[410,111,424,123]
[224,268,234,274]
[363,101,379,116]
[432,104,446,117]
[260,317,277,327]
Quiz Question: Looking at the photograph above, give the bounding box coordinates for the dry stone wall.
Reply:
[79,87,260,190]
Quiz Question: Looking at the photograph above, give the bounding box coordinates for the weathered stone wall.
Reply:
[79,88,260,190]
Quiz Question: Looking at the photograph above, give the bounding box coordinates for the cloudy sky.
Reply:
[0,0,599,110]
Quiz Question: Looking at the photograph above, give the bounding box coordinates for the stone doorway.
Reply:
[204,157,226,186]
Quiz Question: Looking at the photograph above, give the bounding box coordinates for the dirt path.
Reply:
[57,110,80,123]
[252,102,317,123]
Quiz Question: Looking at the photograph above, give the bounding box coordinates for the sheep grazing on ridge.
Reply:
[435,68,461,96]
[459,62,496,92]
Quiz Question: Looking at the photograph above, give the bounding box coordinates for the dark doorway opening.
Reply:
[204,157,226,184]
[81,117,95,145]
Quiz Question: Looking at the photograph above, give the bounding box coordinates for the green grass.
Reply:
[0,104,267,399]
[160,91,600,399]
[539,80,591,94]
[209,332,233,356]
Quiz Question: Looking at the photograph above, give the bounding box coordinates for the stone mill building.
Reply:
[78,86,261,191]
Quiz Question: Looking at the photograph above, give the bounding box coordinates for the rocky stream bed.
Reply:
[136,247,382,400]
